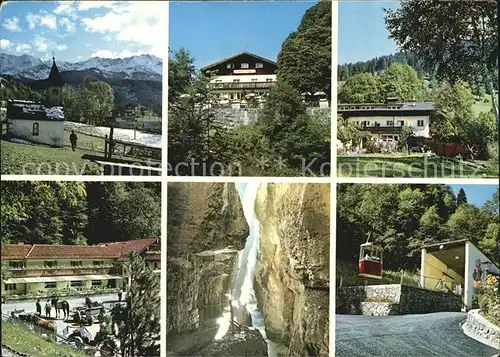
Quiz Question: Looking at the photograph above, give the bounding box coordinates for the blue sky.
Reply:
[450,185,498,208]
[338,1,400,64]
[169,1,318,69]
[0,1,167,62]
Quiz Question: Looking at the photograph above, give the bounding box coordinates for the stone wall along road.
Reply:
[462,309,500,349]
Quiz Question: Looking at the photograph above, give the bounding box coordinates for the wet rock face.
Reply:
[167,183,249,339]
[195,327,268,357]
[167,182,249,256]
[254,183,330,357]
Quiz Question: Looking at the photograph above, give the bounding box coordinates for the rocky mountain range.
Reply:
[0,53,162,109]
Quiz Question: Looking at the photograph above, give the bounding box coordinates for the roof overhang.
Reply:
[201,51,277,72]
[423,239,500,271]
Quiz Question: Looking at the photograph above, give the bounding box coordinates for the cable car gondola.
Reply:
[358,241,384,279]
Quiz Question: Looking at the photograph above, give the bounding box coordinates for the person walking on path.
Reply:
[45,300,51,318]
[70,130,78,151]
[118,289,123,302]
[36,299,41,316]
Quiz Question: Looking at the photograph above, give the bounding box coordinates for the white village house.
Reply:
[338,98,435,149]
[6,56,65,147]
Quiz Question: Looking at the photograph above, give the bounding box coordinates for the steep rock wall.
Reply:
[167,183,249,348]
[254,183,330,357]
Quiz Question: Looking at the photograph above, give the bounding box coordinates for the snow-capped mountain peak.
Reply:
[0,53,162,81]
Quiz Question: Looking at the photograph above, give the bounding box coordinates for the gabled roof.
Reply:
[98,238,158,261]
[7,99,64,121]
[48,58,64,87]
[1,238,159,260]
[201,51,276,72]
[1,244,32,260]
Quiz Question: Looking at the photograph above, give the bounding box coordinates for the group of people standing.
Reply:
[35,299,53,318]
[34,289,124,319]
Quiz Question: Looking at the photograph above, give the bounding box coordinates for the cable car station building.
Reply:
[421,239,500,310]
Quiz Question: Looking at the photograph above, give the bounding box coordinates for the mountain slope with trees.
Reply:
[0,181,161,246]
[337,184,500,270]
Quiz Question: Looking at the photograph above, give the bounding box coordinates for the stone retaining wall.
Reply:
[462,309,500,350]
[339,284,462,316]
[213,107,331,126]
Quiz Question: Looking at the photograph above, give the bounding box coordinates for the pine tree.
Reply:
[117,252,160,356]
[456,188,468,206]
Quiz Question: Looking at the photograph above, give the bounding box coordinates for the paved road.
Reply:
[336,312,500,357]
[1,293,125,336]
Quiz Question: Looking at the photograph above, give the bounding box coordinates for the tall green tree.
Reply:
[117,252,160,356]
[79,77,114,126]
[337,116,360,146]
[338,73,381,103]
[168,48,196,102]
[399,125,414,154]
[456,188,468,206]
[62,85,80,122]
[56,182,88,245]
[277,1,332,97]
[385,0,499,128]
[446,204,487,245]
[378,63,423,101]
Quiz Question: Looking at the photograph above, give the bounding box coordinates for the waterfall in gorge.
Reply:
[214,182,282,356]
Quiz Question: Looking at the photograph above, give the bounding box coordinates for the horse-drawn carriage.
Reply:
[72,306,105,325]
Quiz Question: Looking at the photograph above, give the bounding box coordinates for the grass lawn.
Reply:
[1,129,160,175]
[338,154,498,178]
[1,138,100,175]
[472,94,498,116]
[2,320,86,357]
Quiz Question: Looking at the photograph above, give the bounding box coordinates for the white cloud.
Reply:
[81,2,168,57]
[4,17,21,32]
[31,36,68,54]
[1,39,12,49]
[91,49,143,59]
[59,17,76,33]
[16,43,32,53]
[78,1,117,11]
[26,11,58,30]
[53,1,78,20]
[54,2,74,15]
[33,36,50,52]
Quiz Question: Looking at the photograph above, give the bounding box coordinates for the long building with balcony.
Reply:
[338,100,435,146]
[201,51,277,104]
[1,238,160,297]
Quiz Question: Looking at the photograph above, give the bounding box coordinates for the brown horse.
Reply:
[51,298,70,320]
[34,316,57,333]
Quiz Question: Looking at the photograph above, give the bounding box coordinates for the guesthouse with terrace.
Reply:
[1,238,160,298]
[6,56,65,147]
[338,98,435,149]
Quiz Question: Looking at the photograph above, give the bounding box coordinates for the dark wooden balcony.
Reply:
[210,82,276,90]
[358,125,404,134]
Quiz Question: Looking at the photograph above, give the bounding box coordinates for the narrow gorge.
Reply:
[167,182,330,357]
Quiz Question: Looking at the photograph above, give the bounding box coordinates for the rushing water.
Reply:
[214,182,284,357]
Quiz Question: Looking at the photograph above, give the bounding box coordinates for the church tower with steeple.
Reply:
[46,54,64,107]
